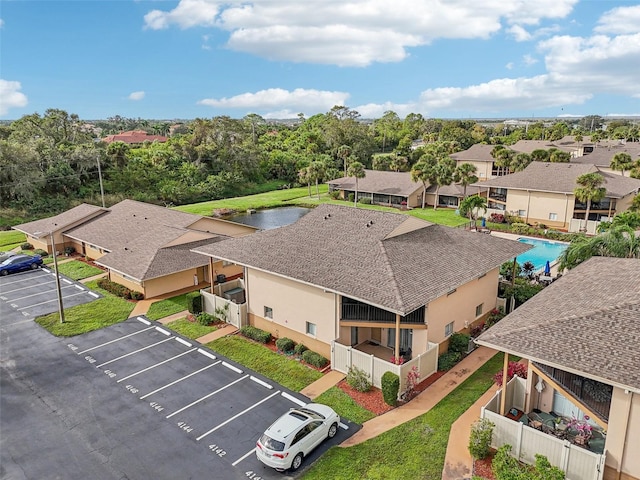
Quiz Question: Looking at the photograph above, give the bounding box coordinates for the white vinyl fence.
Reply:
[331,341,438,396]
[482,378,606,480]
[200,289,247,328]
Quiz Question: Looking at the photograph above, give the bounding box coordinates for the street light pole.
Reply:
[50,231,65,323]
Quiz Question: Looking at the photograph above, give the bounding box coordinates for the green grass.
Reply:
[146,293,190,321]
[303,353,505,480]
[35,281,135,336]
[0,230,26,251]
[165,317,219,339]
[54,260,103,280]
[313,387,376,424]
[206,336,323,392]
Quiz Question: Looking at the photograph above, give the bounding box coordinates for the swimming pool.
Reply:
[516,237,568,271]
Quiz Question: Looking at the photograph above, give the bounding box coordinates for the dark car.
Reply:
[0,254,43,275]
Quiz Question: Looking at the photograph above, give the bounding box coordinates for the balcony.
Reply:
[341,299,425,325]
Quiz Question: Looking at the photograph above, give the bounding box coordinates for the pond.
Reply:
[227,206,311,230]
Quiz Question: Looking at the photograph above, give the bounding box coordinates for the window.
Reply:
[445,322,454,337]
[264,306,273,319]
[306,322,317,336]
[549,213,558,221]
[476,303,483,317]
[518,210,526,217]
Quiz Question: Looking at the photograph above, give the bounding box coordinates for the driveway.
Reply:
[0,266,101,325]
[1,314,357,480]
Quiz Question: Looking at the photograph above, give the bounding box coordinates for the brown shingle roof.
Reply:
[193,204,530,315]
[328,170,422,197]
[571,145,640,167]
[101,130,167,144]
[450,144,496,163]
[475,162,640,198]
[475,257,640,391]
[13,203,108,236]
[510,139,577,154]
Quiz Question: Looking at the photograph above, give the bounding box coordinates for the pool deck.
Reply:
[490,231,564,275]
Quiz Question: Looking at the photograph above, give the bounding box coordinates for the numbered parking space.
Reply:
[0,267,101,324]
[67,316,357,478]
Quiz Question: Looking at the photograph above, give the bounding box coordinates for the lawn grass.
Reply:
[303,353,505,480]
[146,293,190,321]
[0,230,26,251]
[35,282,135,337]
[313,387,376,424]
[165,317,219,339]
[54,260,103,280]
[206,335,323,392]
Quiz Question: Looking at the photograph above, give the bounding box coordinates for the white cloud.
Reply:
[505,62,514,70]
[508,25,532,42]
[0,18,4,28]
[595,5,640,35]
[198,88,349,116]
[144,0,577,66]
[0,79,28,116]
[523,54,537,66]
[128,91,145,101]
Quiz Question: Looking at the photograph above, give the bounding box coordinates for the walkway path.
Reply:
[300,371,346,400]
[341,346,498,447]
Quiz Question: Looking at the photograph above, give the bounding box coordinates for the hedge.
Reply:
[438,351,462,371]
[240,325,272,344]
[302,350,329,369]
[276,337,296,353]
[186,291,202,314]
[448,332,470,355]
[294,343,308,355]
[97,277,144,300]
[382,371,400,406]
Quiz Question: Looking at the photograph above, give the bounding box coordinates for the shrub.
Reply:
[346,366,372,392]
[468,418,495,460]
[21,242,33,250]
[196,312,215,326]
[130,291,144,300]
[438,351,462,371]
[471,322,485,337]
[186,291,202,314]
[276,337,296,353]
[240,325,272,344]
[492,445,565,480]
[485,308,505,328]
[358,197,372,204]
[448,332,470,355]
[301,350,328,368]
[33,249,49,257]
[502,281,545,307]
[329,191,340,200]
[500,260,521,281]
[381,371,400,406]
[347,193,355,202]
[403,365,420,401]
[294,343,308,355]
[489,213,505,223]
[64,246,76,255]
[97,278,132,299]
[511,223,532,235]
[493,361,528,386]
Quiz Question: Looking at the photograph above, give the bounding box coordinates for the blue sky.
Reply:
[1,0,639,120]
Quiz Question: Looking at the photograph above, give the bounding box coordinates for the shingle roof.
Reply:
[510,140,576,154]
[474,162,640,198]
[193,204,530,315]
[475,257,640,391]
[101,130,167,144]
[328,170,422,197]
[13,203,108,236]
[571,145,640,167]
[65,200,222,281]
[425,183,488,197]
[450,144,496,163]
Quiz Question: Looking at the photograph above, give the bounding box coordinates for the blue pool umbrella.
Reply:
[544,260,551,276]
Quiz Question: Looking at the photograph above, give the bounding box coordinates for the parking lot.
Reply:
[63,316,356,478]
[0,266,101,324]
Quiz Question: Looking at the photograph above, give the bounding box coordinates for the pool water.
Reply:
[517,237,568,271]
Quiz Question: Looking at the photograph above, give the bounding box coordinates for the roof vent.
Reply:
[124,247,128,251]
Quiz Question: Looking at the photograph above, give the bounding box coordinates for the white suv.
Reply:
[256,403,340,472]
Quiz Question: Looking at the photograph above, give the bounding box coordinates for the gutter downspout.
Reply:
[563,194,570,230]
[525,190,531,224]
[616,391,633,480]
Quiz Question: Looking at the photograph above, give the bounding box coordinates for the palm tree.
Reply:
[458,194,487,229]
[558,225,640,270]
[307,161,325,199]
[337,145,352,176]
[631,193,640,212]
[453,163,478,198]
[511,152,532,172]
[298,167,312,197]
[432,157,456,210]
[610,152,633,177]
[410,157,435,209]
[347,161,366,207]
[574,172,606,232]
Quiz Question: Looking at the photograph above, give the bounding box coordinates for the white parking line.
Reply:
[232,448,256,467]
[281,392,306,407]
[88,292,99,298]
[197,348,216,360]
[196,390,281,441]
[339,422,349,430]
[62,278,72,285]
[139,362,220,400]
[155,327,171,336]
[249,376,273,389]
[96,337,174,368]
[77,326,155,355]
[17,291,87,310]
[175,337,192,347]
[222,361,243,374]
[0,279,57,294]
[116,348,198,383]
[166,374,249,419]
[137,317,151,325]
[74,284,84,290]
[7,284,76,302]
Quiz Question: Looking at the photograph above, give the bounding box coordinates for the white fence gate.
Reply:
[331,341,438,396]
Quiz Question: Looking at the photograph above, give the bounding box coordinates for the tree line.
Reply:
[1,107,638,226]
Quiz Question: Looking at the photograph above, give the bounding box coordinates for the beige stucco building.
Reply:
[13,200,256,299]
[194,204,529,361]
[477,257,640,480]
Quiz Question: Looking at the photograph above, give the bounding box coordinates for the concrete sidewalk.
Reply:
[300,371,346,400]
[341,346,498,447]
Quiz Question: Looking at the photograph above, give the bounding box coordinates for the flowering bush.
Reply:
[567,415,593,442]
[486,307,506,327]
[390,355,405,365]
[493,361,528,386]
[489,213,505,224]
